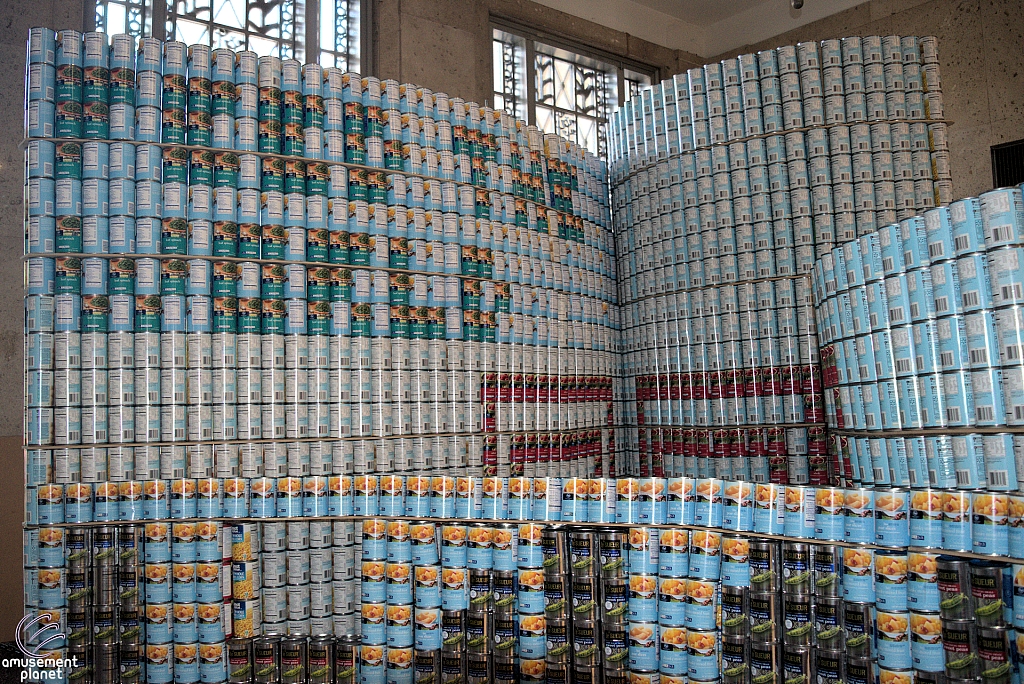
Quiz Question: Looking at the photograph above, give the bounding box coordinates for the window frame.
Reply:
[491,18,657,157]
[89,0,368,71]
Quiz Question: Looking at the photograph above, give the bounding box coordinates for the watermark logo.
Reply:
[16,613,65,658]
[4,613,77,681]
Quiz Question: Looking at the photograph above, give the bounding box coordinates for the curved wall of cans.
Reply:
[607,36,950,484]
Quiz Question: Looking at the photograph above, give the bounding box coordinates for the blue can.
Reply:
[981,187,1024,249]
[876,610,912,669]
[843,547,875,602]
[845,488,876,543]
[942,491,973,552]
[875,550,909,610]
[972,491,1010,556]
[875,489,911,547]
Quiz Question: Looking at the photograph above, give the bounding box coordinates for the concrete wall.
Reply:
[712,0,1024,200]
[371,0,705,108]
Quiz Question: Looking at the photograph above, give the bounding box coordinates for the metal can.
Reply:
[942,618,979,679]
[749,640,779,684]
[937,556,972,619]
[970,561,1009,626]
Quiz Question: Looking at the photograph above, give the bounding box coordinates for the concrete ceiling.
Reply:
[530,0,870,58]
[626,0,774,26]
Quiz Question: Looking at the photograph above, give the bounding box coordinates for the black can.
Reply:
[571,576,600,619]
[94,564,119,605]
[228,637,254,684]
[722,633,749,684]
[118,566,143,608]
[812,544,842,597]
[544,576,570,618]
[603,624,628,670]
[465,612,492,655]
[67,567,94,610]
[572,620,601,665]
[601,578,628,623]
[814,649,844,684]
[936,556,971,620]
[722,585,749,636]
[749,640,779,684]
[280,637,307,684]
[93,526,118,566]
[977,625,1010,683]
[119,642,144,684]
[845,656,875,684]
[598,530,628,578]
[493,615,517,656]
[843,602,875,657]
[65,610,91,649]
[308,636,334,684]
[813,596,843,648]
[749,593,779,643]
[94,643,119,683]
[782,645,811,684]
[542,529,567,575]
[782,593,813,645]
[413,649,440,684]
[492,656,515,684]
[468,569,492,612]
[570,531,599,576]
[253,636,281,684]
[545,661,569,684]
[117,607,141,644]
[492,571,516,614]
[441,610,465,652]
[941,618,978,678]
[92,605,118,645]
[573,665,601,684]
[66,528,92,570]
[781,542,811,594]
[117,525,145,566]
[545,618,570,662]
[749,541,780,593]
[466,653,490,684]
[440,653,465,684]
[969,561,1008,627]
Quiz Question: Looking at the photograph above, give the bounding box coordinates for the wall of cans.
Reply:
[605,35,953,484]
[22,23,623,684]
[815,184,1024,499]
[24,24,1024,684]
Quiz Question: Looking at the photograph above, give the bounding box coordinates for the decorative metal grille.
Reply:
[167,0,301,58]
[320,0,359,70]
[95,0,152,38]
[94,0,359,68]
[493,30,526,121]
[534,48,613,157]
[492,26,653,159]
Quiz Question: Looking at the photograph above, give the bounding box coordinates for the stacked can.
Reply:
[55,30,84,139]
[408,520,441,684]
[516,523,546,682]
[331,520,356,636]
[438,521,468,684]
[565,530,602,683]
[540,529,571,683]
[937,558,1013,684]
[358,518,387,683]
[464,523,494,684]
[624,525,660,682]
[745,540,780,684]
[656,527,688,684]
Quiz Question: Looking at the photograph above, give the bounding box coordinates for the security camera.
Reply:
[792,0,804,8]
